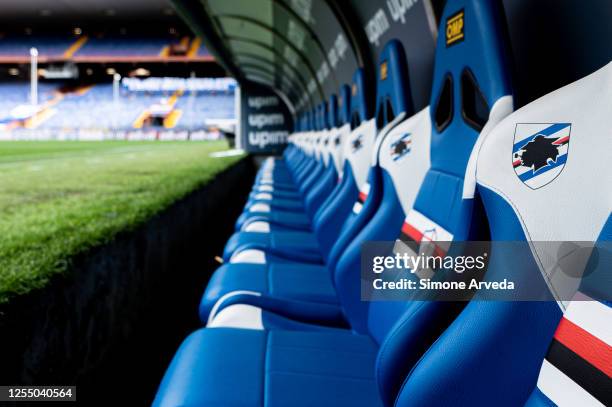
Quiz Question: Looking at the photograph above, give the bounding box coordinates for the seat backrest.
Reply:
[331,85,351,176]
[320,70,377,267]
[325,94,343,174]
[326,41,416,274]
[328,93,339,128]
[333,39,416,331]
[374,39,413,130]
[394,54,612,407]
[351,0,513,405]
[349,67,370,130]
[310,104,328,164]
[310,91,354,256]
[338,84,350,126]
[337,68,377,214]
[315,102,333,168]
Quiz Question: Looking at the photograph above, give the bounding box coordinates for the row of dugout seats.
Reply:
[153,0,611,405]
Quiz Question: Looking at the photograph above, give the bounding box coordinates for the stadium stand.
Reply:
[39,84,154,130]
[75,36,175,57]
[0,82,234,132]
[173,91,235,129]
[0,34,210,62]
[0,35,74,58]
[0,82,57,123]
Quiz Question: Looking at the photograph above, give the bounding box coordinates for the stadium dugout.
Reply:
[0,0,609,406]
[152,0,611,406]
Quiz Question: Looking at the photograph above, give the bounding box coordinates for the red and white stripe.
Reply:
[403,209,454,256]
[536,293,611,406]
[352,182,371,214]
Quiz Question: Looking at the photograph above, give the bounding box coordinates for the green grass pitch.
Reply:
[0,140,243,303]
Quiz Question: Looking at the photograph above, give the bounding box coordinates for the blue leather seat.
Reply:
[221,71,380,263]
[396,61,612,407]
[153,2,519,404]
[243,110,330,213]
[235,83,360,233]
[200,41,414,323]
[222,103,346,262]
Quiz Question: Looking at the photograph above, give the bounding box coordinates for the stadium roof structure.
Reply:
[0,0,176,20]
[0,0,217,64]
[171,0,374,114]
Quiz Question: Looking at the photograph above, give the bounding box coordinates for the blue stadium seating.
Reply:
[0,82,57,122]
[0,82,234,131]
[151,1,598,406]
[395,60,612,407]
[111,0,612,403]
[75,36,171,57]
[204,40,419,327]
[0,34,209,59]
[174,91,234,128]
[0,35,73,57]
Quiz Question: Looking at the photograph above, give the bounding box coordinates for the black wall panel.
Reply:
[350,0,438,112]
[501,0,612,107]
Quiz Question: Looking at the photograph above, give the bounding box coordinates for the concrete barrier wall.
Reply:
[0,156,255,405]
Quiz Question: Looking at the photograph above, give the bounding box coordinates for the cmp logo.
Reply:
[380,60,388,80]
[390,133,411,161]
[446,9,465,47]
[512,123,571,189]
[352,134,364,152]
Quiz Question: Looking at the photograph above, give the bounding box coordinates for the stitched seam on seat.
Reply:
[266,264,271,295]
[263,331,269,407]
[266,370,377,382]
[393,319,448,407]
[271,344,376,355]
[375,300,429,404]
[476,182,565,307]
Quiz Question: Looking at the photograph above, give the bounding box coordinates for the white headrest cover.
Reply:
[476,62,612,303]
[343,118,377,189]
[378,107,432,215]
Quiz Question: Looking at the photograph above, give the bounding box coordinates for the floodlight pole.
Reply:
[30,47,38,106]
[113,73,121,131]
[113,73,121,105]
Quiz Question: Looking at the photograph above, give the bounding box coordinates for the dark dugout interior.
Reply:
[173,0,612,130]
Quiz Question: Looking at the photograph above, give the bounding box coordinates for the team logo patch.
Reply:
[352,134,363,152]
[512,123,571,189]
[446,9,464,47]
[390,133,411,161]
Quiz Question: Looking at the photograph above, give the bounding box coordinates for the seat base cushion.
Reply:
[223,231,321,261]
[200,262,337,321]
[235,210,311,231]
[153,328,383,407]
